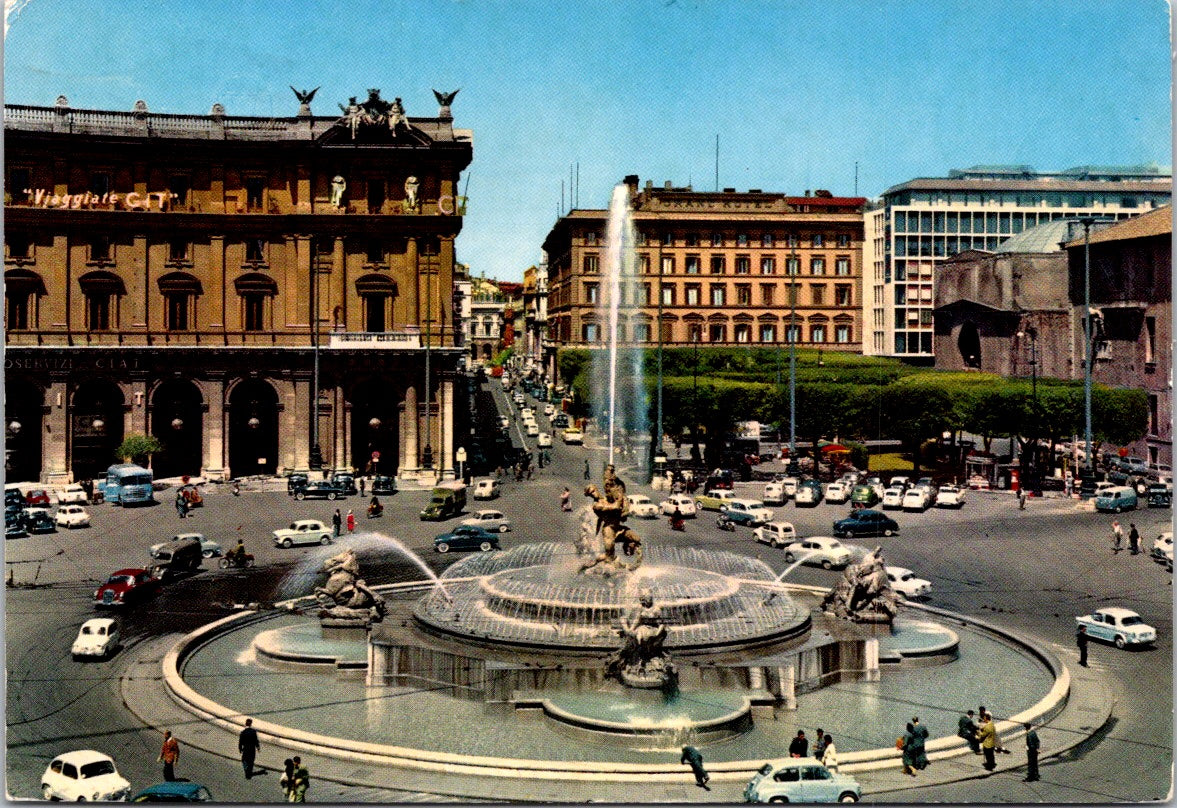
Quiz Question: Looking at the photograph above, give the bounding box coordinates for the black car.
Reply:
[833,509,899,538]
[371,475,397,496]
[704,469,735,493]
[5,488,25,508]
[552,413,569,429]
[23,508,57,534]
[292,481,345,501]
[1146,483,1172,508]
[286,473,309,495]
[5,506,28,540]
[332,473,358,495]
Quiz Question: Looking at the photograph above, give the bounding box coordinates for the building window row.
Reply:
[644,253,854,276]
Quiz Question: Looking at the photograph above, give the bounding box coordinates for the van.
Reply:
[1095,486,1138,513]
[420,482,468,521]
[151,535,202,579]
[102,464,154,506]
[763,481,786,505]
[473,479,501,500]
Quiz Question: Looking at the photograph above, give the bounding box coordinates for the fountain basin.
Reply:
[536,687,755,741]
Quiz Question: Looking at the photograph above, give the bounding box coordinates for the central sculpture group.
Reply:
[579,464,644,575]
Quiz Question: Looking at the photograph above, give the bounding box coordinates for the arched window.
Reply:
[79,271,126,331]
[235,273,277,333]
[158,272,202,331]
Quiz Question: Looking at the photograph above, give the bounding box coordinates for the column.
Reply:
[333,386,350,473]
[277,377,298,475]
[127,377,149,436]
[778,663,797,710]
[440,376,455,479]
[42,377,69,484]
[406,238,420,328]
[290,375,311,474]
[399,384,418,477]
[202,377,227,479]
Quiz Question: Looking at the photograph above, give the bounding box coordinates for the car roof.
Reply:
[293,519,321,526]
[81,617,119,629]
[885,565,913,576]
[765,521,795,529]
[807,536,842,545]
[111,568,150,576]
[730,498,764,506]
[1095,607,1140,618]
[53,750,114,765]
[174,533,204,540]
[133,782,208,797]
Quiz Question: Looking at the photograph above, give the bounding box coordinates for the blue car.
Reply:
[833,509,899,538]
[744,761,862,803]
[434,525,501,553]
[132,782,214,802]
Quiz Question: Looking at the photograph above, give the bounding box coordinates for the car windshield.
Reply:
[106,575,134,586]
[1121,615,1143,626]
[79,760,116,778]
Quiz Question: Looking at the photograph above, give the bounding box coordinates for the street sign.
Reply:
[455,448,467,462]
[371,450,381,462]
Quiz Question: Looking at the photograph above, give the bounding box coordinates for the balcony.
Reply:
[328,330,421,349]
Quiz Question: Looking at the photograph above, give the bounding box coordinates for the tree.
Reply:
[879,380,954,475]
[116,433,163,468]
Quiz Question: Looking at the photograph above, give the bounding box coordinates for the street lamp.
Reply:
[7,420,21,435]
[1079,218,1096,494]
[655,249,664,469]
[309,239,323,472]
[788,246,798,466]
[1017,325,1038,487]
[691,329,700,463]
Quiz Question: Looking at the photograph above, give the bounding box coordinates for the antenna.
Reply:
[576,162,580,207]
[570,164,574,210]
[561,179,565,215]
[715,134,719,191]
[855,161,859,196]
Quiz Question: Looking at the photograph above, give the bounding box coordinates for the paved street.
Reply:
[5,376,1172,802]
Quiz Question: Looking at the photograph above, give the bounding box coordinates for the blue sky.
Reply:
[4,0,1171,281]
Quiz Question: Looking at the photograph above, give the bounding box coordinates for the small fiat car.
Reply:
[273,519,333,548]
[744,761,861,803]
[41,750,132,802]
[54,505,92,529]
[626,495,660,518]
[785,537,852,569]
[694,489,738,512]
[886,566,932,599]
[1075,607,1156,649]
[659,495,697,517]
[752,521,797,548]
[71,617,121,660]
[461,509,512,533]
[94,568,162,608]
[720,498,774,526]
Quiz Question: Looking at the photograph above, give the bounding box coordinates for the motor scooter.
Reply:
[367,501,384,519]
[716,514,736,532]
[219,553,255,569]
[670,512,686,531]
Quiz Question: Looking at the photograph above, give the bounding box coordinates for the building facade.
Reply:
[521,263,550,371]
[4,90,472,483]
[467,277,505,363]
[545,177,866,353]
[865,165,1171,360]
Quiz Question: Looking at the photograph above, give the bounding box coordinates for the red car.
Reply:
[94,568,161,608]
[24,489,51,506]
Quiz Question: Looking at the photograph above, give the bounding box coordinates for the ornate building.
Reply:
[4,89,472,483]
[544,177,865,352]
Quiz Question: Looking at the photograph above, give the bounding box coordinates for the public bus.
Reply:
[102,464,155,506]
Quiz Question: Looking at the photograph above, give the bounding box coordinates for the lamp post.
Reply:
[656,249,664,467]
[788,246,798,465]
[1080,218,1095,492]
[691,329,700,463]
[1018,325,1038,487]
[309,241,323,472]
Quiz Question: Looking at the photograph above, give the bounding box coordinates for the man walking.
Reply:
[1129,523,1141,555]
[977,713,997,772]
[1112,520,1124,554]
[909,716,929,770]
[238,718,261,779]
[680,745,710,790]
[584,459,591,481]
[1023,722,1040,782]
[1017,488,1027,510]
[1077,624,1089,667]
[812,728,828,762]
[290,756,309,802]
[788,730,808,758]
[158,730,180,781]
[332,508,342,538]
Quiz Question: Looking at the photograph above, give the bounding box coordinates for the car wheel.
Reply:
[203,550,215,559]
[500,524,510,533]
[884,528,894,537]
[1114,635,1126,649]
[768,798,788,804]
[480,541,494,552]
[328,492,338,501]
[822,559,833,570]
[785,552,795,562]
[1114,505,1123,513]
[282,538,293,548]
[839,792,859,803]
[436,542,450,553]
[771,540,780,549]
[295,492,306,501]
[219,557,230,569]
[41,785,53,801]
[320,535,331,545]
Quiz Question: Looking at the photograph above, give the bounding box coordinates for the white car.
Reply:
[562,428,584,445]
[54,505,91,528]
[536,432,552,448]
[150,532,223,559]
[521,407,535,420]
[1076,607,1157,649]
[544,403,555,416]
[753,521,797,548]
[472,479,501,500]
[784,536,851,569]
[901,488,930,512]
[525,422,540,437]
[57,484,90,504]
[881,487,905,510]
[825,482,850,504]
[462,509,512,533]
[660,495,697,517]
[41,750,132,802]
[273,519,333,548]
[780,477,800,497]
[794,483,823,507]
[889,476,911,490]
[496,415,510,430]
[762,481,786,505]
[626,495,660,519]
[1151,531,1172,562]
[71,618,121,660]
[935,485,966,508]
[886,566,932,599]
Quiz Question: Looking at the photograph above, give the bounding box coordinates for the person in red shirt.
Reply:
[158,730,180,781]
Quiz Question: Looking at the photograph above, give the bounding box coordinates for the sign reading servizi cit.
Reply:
[18,188,178,210]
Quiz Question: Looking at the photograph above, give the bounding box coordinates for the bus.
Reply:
[102,464,155,506]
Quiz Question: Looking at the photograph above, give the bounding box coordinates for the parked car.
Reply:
[150,532,223,560]
[5,513,28,540]
[23,507,57,534]
[544,403,555,417]
[704,469,735,492]
[694,489,738,511]
[371,475,398,496]
[286,473,309,495]
[935,485,966,508]
[94,568,162,607]
[915,476,935,491]
[24,488,51,507]
[292,480,346,501]
[562,428,584,445]
[833,509,899,538]
[5,486,25,508]
[520,407,535,420]
[762,481,786,505]
[744,760,861,804]
[54,504,92,529]
[1094,486,1138,513]
[824,482,850,504]
[659,495,697,517]
[41,750,132,802]
[720,498,774,526]
[57,484,90,505]
[886,566,931,599]
[1075,607,1157,649]
[434,525,501,553]
[331,473,358,495]
[272,519,333,548]
[901,487,931,512]
[1150,531,1172,562]
[461,509,512,533]
[552,413,570,428]
[785,537,852,569]
[849,484,880,508]
[524,422,539,437]
[1146,483,1172,508]
[71,617,121,660]
[536,432,553,448]
[779,477,800,498]
[881,487,905,510]
[753,521,797,548]
[472,479,501,500]
[794,480,824,507]
[627,494,660,518]
[496,415,510,430]
[132,782,215,802]
[889,475,911,490]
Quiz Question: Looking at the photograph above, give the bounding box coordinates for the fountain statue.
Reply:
[821,546,900,623]
[605,592,677,690]
[580,464,643,575]
[314,548,386,624]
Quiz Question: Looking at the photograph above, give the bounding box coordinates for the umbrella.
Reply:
[820,444,850,454]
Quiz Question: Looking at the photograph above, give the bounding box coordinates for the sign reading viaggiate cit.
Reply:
[18,189,178,210]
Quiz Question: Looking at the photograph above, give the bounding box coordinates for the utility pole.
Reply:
[788,245,798,463]
[656,250,664,462]
[1081,218,1095,491]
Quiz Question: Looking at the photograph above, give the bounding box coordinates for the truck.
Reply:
[420,481,468,521]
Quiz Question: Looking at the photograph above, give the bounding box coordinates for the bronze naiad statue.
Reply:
[314,548,386,623]
[821,546,900,622]
[605,592,677,690]
[580,464,643,575]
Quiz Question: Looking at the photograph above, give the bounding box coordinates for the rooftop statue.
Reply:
[432,88,459,119]
[290,86,320,117]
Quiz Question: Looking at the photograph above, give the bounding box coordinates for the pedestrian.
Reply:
[909,717,929,770]
[958,709,980,754]
[584,460,591,481]
[158,730,180,781]
[977,712,997,771]
[1129,523,1141,555]
[1023,722,1040,782]
[526,463,534,480]
[175,491,187,519]
[680,745,710,790]
[900,722,918,776]
[279,759,295,801]
[812,727,827,761]
[290,756,309,802]
[820,734,839,772]
[1017,488,1026,510]
[788,729,808,757]
[332,508,342,537]
[1112,520,1124,553]
[359,477,366,497]
[346,509,355,533]
[238,718,260,779]
[1077,624,1089,667]
[561,487,572,512]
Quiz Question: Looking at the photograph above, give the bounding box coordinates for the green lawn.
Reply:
[868,452,914,472]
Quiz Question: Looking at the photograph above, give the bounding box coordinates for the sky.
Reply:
[3,0,1171,282]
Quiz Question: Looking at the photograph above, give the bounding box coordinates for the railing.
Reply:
[4,105,333,141]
